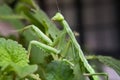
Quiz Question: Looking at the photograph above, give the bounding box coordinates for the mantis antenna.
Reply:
[55,0,61,13]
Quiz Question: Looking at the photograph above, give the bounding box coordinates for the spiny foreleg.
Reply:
[27,40,60,59]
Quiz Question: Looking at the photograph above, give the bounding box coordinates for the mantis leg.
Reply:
[27,40,60,59]
[84,73,108,80]
[18,25,52,45]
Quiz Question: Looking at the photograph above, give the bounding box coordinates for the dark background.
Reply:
[37,0,120,59]
[8,0,120,59]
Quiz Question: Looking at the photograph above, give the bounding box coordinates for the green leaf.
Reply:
[22,9,60,40]
[0,38,29,67]
[73,63,85,80]
[0,4,24,29]
[19,0,36,8]
[45,61,74,80]
[30,9,60,39]
[14,3,61,64]
[16,3,60,39]
[97,56,120,76]
[11,63,38,78]
[30,45,51,64]
[15,6,61,64]
[0,38,38,78]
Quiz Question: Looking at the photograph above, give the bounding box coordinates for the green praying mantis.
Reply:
[17,11,108,80]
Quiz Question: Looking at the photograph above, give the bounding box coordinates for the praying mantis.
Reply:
[52,13,100,80]
[18,11,108,80]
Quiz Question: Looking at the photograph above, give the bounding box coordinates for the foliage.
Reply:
[0,38,37,79]
[45,61,74,80]
[97,56,120,76]
[0,0,120,80]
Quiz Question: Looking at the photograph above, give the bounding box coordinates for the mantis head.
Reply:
[52,12,64,21]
